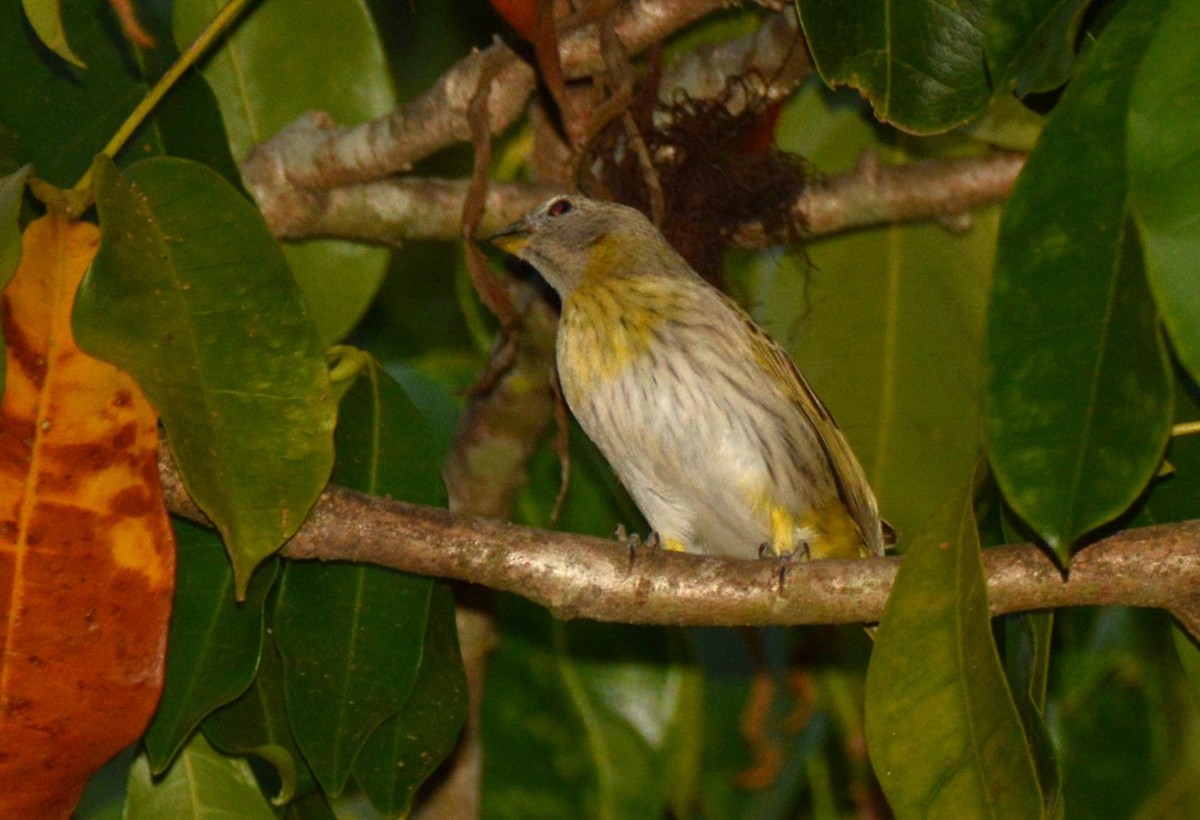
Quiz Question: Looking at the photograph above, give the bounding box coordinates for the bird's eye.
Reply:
[547,198,573,217]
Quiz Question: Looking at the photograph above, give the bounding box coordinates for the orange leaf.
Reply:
[491,0,537,40]
[0,214,174,817]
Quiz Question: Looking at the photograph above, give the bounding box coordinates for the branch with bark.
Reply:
[158,452,1200,635]
[239,4,1024,251]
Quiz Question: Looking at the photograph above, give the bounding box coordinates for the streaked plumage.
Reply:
[492,195,886,561]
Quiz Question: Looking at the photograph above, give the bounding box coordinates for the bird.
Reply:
[490,194,888,563]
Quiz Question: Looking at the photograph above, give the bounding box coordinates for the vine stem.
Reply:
[70,0,255,201]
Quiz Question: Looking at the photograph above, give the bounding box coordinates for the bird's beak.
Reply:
[488,218,531,255]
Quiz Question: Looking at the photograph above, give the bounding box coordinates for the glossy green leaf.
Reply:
[796,0,990,133]
[143,521,278,774]
[865,471,1042,818]
[749,85,997,543]
[82,156,335,595]
[274,354,448,795]
[1128,0,1200,386]
[353,584,468,816]
[173,0,396,344]
[125,733,273,819]
[274,561,431,796]
[984,0,1091,96]
[204,636,313,806]
[986,0,1173,562]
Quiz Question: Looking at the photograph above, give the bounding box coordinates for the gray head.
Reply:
[489,195,664,298]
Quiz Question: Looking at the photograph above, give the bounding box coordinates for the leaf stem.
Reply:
[1173,421,1200,437]
[70,0,254,202]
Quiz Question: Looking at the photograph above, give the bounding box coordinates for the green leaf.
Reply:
[143,521,278,774]
[204,635,314,806]
[1128,0,1200,386]
[0,164,31,395]
[796,0,990,133]
[744,85,999,542]
[1051,609,1196,819]
[125,733,274,819]
[0,0,139,185]
[865,470,1042,818]
[173,0,397,344]
[483,597,702,819]
[20,0,84,67]
[984,0,1091,96]
[353,585,468,816]
[1004,613,1063,817]
[0,0,231,186]
[273,355,448,795]
[986,0,1173,562]
[274,561,432,796]
[82,156,335,595]
[325,349,447,507]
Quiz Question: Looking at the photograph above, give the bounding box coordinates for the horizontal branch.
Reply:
[158,451,1200,630]
[262,151,1026,246]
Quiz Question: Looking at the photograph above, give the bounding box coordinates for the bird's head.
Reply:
[490,195,661,298]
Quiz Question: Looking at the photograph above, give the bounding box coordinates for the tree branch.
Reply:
[260,152,1026,247]
[158,451,1200,630]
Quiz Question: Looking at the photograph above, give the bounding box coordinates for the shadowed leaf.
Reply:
[986,0,1173,562]
[866,470,1042,817]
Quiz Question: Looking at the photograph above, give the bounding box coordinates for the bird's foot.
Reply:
[759,540,810,597]
[615,525,662,567]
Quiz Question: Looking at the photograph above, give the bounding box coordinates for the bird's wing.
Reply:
[721,292,887,557]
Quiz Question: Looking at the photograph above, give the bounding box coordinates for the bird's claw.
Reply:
[759,541,810,597]
[616,525,661,568]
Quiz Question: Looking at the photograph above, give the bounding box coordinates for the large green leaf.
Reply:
[274,545,431,798]
[82,156,335,595]
[1128,0,1200,386]
[796,0,990,133]
[173,0,397,344]
[352,585,468,816]
[749,84,997,543]
[865,471,1042,818]
[273,354,450,796]
[125,733,274,819]
[143,521,278,774]
[986,0,1173,562]
[984,0,1092,96]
